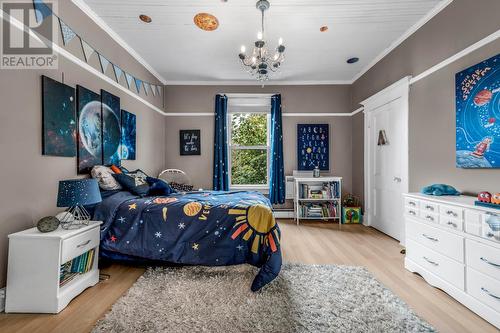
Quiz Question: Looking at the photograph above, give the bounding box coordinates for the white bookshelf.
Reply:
[294,177,342,225]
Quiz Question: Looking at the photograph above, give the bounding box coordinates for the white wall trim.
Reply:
[0,10,167,116]
[164,113,214,116]
[166,80,353,86]
[351,0,453,83]
[163,112,356,117]
[71,0,167,85]
[350,107,364,116]
[283,113,352,117]
[410,28,500,84]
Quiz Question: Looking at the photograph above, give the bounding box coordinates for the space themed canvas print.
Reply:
[77,85,102,174]
[456,53,500,168]
[121,110,136,160]
[42,76,76,157]
[101,90,122,166]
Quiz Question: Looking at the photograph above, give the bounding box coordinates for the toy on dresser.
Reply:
[475,191,500,209]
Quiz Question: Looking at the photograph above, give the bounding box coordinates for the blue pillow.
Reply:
[113,172,150,197]
[146,177,176,196]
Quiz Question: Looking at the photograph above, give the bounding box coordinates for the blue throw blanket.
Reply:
[93,190,282,291]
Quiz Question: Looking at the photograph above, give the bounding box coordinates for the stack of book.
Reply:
[300,181,341,199]
[59,248,96,287]
[300,202,339,218]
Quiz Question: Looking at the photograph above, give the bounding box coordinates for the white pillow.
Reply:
[91,165,122,190]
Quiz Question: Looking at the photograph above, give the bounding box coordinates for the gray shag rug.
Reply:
[93,263,435,333]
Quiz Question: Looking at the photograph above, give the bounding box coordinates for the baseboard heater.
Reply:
[273,210,294,219]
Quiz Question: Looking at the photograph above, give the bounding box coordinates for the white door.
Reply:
[363,77,409,244]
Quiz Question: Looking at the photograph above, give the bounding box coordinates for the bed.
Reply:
[92,190,282,291]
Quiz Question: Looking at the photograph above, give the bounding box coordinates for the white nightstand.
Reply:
[5,221,101,313]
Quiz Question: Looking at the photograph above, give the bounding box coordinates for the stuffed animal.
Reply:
[491,193,500,205]
[477,191,492,203]
[421,184,461,196]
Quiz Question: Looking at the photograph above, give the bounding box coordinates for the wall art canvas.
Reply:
[77,85,102,174]
[101,90,121,166]
[42,76,76,157]
[456,53,500,168]
[180,130,201,155]
[121,109,136,160]
[297,124,329,170]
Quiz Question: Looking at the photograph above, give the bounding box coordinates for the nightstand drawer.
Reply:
[61,227,99,263]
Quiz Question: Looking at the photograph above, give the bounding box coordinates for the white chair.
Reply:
[158,169,191,185]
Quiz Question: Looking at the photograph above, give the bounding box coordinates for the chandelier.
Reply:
[238,0,285,82]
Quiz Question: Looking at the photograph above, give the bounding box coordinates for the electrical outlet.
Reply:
[0,287,5,312]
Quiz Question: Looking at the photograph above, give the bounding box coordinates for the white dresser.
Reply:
[404,193,500,329]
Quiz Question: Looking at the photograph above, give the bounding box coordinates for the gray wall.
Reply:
[0,1,165,286]
[164,85,353,208]
[350,0,500,202]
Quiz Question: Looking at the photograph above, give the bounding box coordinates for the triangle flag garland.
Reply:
[125,72,134,89]
[33,0,53,23]
[134,78,142,94]
[80,39,95,63]
[113,64,123,82]
[143,82,149,96]
[59,19,77,45]
[98,54,110,74]
[151,84,156,96]
[157,85,162,96]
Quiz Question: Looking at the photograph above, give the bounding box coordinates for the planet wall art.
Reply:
[42,76,76,157]
[77,85,102,174]
[101,90,121,166]
[456,53,500,168]
[121,109,136,160]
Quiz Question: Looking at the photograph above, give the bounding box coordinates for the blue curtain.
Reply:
[269,94,285,204]
[213,94,229,191]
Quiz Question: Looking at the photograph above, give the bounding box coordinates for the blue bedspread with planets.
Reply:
[93,190,282,291]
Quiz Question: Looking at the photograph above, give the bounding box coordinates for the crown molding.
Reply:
[351,0,453,83]
[164,80,353,86]
[71,0,167,85]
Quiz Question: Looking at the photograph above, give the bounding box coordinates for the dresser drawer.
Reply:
[404,206,419,218]
[466,239,500,281]
[421,200,438,213]
[421,211,439,224]
[440,216,463,231]
[467,268,500,313]
[407,220,464,262]
[61,227,100,264]
[404,197,420,209]
[440,204,463,220]
[407,239,464,290]
[482,213,500,244]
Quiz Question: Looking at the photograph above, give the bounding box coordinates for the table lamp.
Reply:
[57,179,102,230]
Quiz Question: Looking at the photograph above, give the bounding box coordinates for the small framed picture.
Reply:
[180,130,201,156]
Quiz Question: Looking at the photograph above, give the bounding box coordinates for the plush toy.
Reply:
[492,193,500,205]
[477,191,492,203]
[421,184,461,196]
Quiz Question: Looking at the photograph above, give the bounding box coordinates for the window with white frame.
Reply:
[227,95,272,189]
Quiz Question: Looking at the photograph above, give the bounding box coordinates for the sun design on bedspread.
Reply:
[229,203,280,254]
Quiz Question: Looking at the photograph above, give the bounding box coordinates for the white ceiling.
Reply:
[78,0,448,85]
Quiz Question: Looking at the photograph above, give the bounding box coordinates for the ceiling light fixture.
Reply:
[194,13,219,31]
[238,0,285,83]
[347,57,359,64]
[320,26,328,32]
[139,14,152,23]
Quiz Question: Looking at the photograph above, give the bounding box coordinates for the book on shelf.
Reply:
[299,201,339,219]
[59,248,96,287]
[299,181,341,200]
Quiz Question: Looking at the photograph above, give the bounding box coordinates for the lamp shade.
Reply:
[57,179,102,207]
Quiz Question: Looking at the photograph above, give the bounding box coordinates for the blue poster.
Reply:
[297,124,329,170]
[456,53,500,168]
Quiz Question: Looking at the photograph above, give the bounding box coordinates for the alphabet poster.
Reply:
[456,53,499,168]
[297,124,329,170]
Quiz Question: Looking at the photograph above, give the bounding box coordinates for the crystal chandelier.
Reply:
[238,0,285,82]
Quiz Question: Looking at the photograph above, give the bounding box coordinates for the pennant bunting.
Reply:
[143,82,149,96]
[33,0,52,23]
[59,19,77,45]
[125,72,134,89]
[151,84,156,96]
[113,64,123,82]
[134,78,142,94]
[80,39,95,63]
[98,53,110,74]
[157,85,162,96]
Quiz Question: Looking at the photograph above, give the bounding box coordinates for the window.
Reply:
[227,99,271,189]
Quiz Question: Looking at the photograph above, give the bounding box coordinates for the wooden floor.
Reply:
[0,220,497,333]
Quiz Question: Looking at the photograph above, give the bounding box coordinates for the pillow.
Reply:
[119,165,129,173]
[113,170,150,196]
[170,182,194,192]
[91,166,122,190]
[110,165,122,174]
[146,177,176,196]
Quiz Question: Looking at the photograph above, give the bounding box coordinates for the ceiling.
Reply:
[78,0,448,85]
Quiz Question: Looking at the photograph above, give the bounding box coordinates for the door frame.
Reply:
[361,76,410,242]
